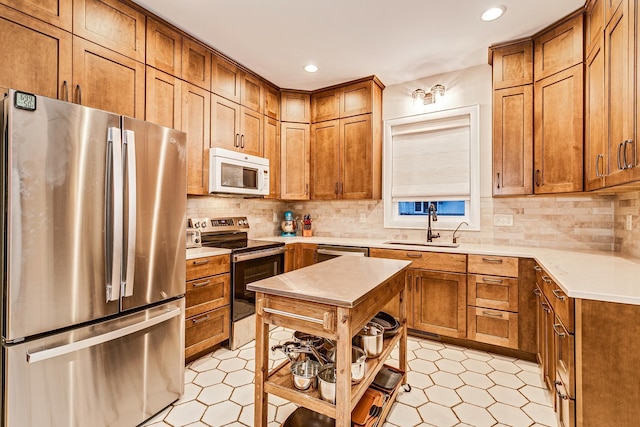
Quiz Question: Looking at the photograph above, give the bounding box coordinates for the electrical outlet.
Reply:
[626,214,633,231]
[360,213,367,223]
[273,212,278,222]
[493,214,513,226]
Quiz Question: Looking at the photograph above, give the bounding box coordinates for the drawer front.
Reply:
[553,316,575,398]
[369,248,466,273]
[186,254,230,281]
[468,254,518,277]
[467,307,519,349]
[554,379,576,427]
[468,274,518,311]
[549,284,574,333]
[185,273,230,318]
[185,306,230,359]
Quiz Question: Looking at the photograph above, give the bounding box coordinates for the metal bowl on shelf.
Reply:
[353,322,385,359]
[290,359,319,391]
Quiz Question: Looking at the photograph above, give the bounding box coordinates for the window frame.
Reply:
[383,105,480,231]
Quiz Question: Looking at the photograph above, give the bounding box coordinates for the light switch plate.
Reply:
[494,214,513,226]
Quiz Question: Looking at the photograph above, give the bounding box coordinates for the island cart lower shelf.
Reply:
[249,256,411,427]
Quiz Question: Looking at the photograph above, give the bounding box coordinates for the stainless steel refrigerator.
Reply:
[0,89,187,427]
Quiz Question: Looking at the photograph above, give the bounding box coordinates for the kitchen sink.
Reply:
[383,241,460,248]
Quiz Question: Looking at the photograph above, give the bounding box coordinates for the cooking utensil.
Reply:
[282,407,335,427]
[290,359,319,391]
[324,345,367,383]
[353,322,384,359]
[317,364,337,403]
[370,311,400,338]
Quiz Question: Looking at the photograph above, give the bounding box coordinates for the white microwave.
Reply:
[209,148,270,196]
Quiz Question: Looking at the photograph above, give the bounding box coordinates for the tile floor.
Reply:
[142,328,556,427]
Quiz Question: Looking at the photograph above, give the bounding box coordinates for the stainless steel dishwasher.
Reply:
[316,245,369,262]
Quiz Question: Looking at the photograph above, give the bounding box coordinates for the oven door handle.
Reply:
[232,246,285,263]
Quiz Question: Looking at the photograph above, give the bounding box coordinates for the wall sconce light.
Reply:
[412,84,446,105]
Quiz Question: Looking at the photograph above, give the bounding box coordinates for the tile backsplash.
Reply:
[187,193,630,254]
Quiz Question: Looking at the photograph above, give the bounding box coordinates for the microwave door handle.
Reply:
[123,130,137,297]
[106,128,123,303]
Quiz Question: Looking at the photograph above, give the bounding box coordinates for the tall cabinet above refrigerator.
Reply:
[1,89,187,427]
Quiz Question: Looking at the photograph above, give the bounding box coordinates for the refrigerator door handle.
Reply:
[123,129,137,297]
[106,127,123,302]
[26,306,181,364]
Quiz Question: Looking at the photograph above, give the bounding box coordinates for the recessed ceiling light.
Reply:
[304,64,319,73]
[481,6,505,22]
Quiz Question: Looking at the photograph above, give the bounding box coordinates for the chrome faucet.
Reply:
[427,203,440,242]
[452,221,468,244]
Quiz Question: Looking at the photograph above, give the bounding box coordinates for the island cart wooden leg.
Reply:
[335,306,352,427]
[254,293,269,427]
[399,285,408,374]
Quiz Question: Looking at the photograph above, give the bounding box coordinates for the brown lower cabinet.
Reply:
[185,254,231,361]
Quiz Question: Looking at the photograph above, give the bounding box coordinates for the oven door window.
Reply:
[221,163,258,189]
[232,253,283,321]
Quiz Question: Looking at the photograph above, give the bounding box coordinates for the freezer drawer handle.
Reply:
[26,307,181,364]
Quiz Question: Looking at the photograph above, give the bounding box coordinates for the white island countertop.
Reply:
[247,256,411,307]
[262,236,640,306]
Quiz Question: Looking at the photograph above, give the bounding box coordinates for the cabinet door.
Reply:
[413,270,466,338]
[492,85,533,195]
[467,307,519,349]
[585,38,607,190]
[0,0,71,30]
[295,243,317,269]
[212,55,241,103]
[263,117,280,199]
[534,14,583,81]
[340,81,372,117]
[406,269,416,329]
[604,0,636,187]
[73,0,145,62]
[543,299,556,391]
[182,37,211,90]
[341,114,373,199]
[586,0,605,55]
[241,72,263,113]
[72,37,145,118]
[311,88,339,122]
[211,94,241,152]
[605,0,624,24]
[185,306,230,361]
[146,18,182,77]
[145,67,182,130]
[281,91,311,123]
[534,64,583,194]
[186,273,230,318]
[534,286,544,365]
[281,122,310,200]
[183,83,211,195]
[491,42,533,89]
[264,85,280,120]
[310,120,340,199]
[240,106,263,157]
[0,7,72,100]
[283,245,295,272]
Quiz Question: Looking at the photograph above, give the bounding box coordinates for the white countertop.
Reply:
[262,236,640,305]
[186,247,231,260]
[246,256,411,307]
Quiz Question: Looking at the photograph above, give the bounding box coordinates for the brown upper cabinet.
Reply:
[491,41,533,90]
[281,91,310,123]
[604,0,625,24]
[145,66,182,130]
[72,36,145,118]
[182,38,212,91]
[311,79,380,122]
[586,0,605,55]
[73,0,146,63]
[0,6,72,100]
[263,117,280,199]
[585,35,606,190]
[146,18,182,77]
[264,85,280,120]
[183,84,211,195]
[211,95,263,157]
[280,122,310,200]
[211,55,263,113]
[0,0,72,30]
[534,14,583,81]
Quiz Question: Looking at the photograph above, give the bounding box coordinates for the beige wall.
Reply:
[187,64,638,255]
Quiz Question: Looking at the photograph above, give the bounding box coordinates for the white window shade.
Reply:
[391,115,471,201]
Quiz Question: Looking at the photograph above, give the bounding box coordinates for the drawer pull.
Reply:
[192,314,211,324]
[406,253,423,259]
[192,279,211,288]
[533,288,542,296]
[481,277,504,284]
[192,259,211,266]
[482,310,504,318]
[555,384,569,400]
[262,307,323,325]
[533,265,543,272]
[481,257,503,264]
[552,323,566,337]
[541,302,551,313]
[552,289,567,301]
[541,275,552,284]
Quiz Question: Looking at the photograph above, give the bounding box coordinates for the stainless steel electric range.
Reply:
[188,216,285,349]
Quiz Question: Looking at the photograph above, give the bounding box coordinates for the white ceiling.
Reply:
[132,0,585,91]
